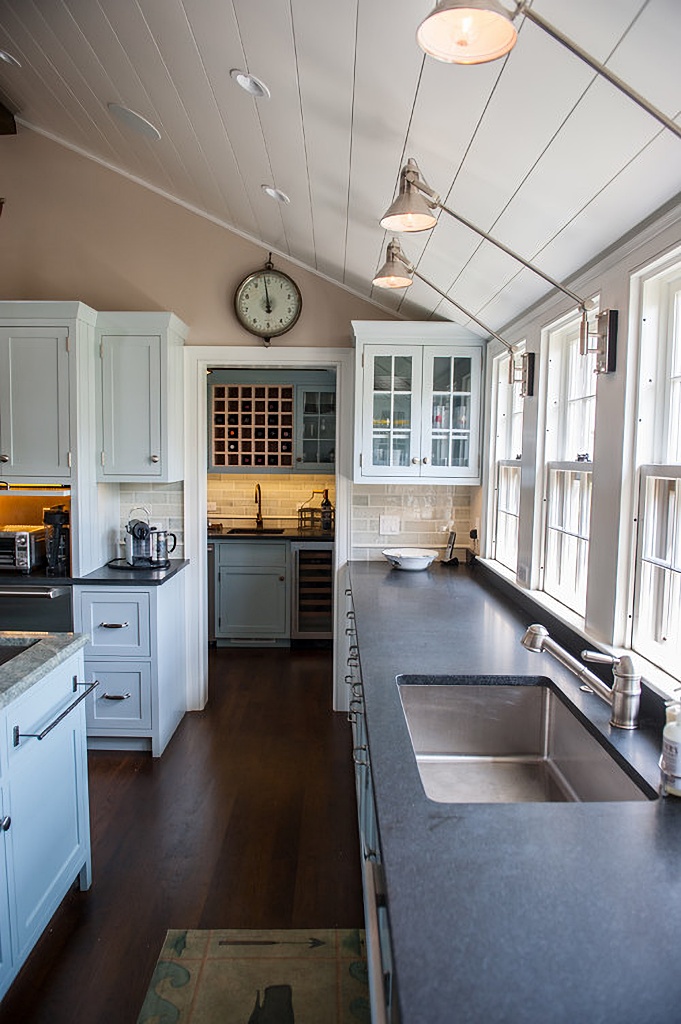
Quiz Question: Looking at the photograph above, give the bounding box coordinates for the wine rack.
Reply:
[211,384,294,468]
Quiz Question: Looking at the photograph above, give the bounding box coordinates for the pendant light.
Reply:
[416,0,517,65]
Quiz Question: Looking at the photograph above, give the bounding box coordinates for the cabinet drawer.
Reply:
[218,541,288,568]
[79,591,151,657]
[84,662,152,730]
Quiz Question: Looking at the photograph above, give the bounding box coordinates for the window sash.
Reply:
[494,461,521,572]
[633,466,681,675]
[543,464,593,616]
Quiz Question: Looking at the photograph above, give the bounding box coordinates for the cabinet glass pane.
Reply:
[370,354,414,468]
[428,355,473,469]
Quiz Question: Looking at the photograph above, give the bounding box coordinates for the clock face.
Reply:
[234,268,302,339]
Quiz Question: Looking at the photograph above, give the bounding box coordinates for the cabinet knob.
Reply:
[0,454,8,463]
[422,456,429,464]
[150,454,160,463]
[279,576,285,582]
[0,816,10,832]
[411,457,421,465]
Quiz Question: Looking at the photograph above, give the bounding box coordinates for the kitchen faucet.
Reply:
[255,483,263,529]
[520,624,641,730]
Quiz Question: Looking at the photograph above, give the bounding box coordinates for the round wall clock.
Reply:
[234,254,302,346]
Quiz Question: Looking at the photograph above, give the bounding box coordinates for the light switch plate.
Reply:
[379,514,401,535]
[207,501,217,512]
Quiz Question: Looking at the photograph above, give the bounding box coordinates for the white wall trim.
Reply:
[183,345,354,712]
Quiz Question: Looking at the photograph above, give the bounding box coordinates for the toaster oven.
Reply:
[0,526,47,573]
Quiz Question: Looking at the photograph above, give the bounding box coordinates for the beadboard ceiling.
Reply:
[0,0,680,335]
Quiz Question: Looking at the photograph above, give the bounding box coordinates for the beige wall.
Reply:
[0,127,393,346]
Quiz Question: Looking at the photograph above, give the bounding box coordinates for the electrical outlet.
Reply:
[379,515,401,535]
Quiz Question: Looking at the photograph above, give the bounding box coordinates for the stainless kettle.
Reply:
[149,528,177,567]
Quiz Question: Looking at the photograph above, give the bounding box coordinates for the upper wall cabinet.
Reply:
[0,303,98,483]
[208,369,336,474]
[96,313,188,483]
[352,322,484,485]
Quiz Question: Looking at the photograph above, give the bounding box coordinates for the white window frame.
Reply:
[543,462,593,616]
[489,349,525,573]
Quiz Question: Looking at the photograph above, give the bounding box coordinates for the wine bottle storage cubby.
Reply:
[211,384,294,468]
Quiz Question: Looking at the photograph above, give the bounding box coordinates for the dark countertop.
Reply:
[208,527,334,542]
[0,559,189,588]
[349,560,681,1024]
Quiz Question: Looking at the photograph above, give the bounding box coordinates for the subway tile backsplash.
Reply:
[119,482,185,557]
[207,474,336,527]
[350,484,473,560]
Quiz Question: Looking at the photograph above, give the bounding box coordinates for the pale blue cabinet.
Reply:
[75,572,187,756]
[215,541,290,644]
[96,312,187,483]
[0,326,72,480]
[0,647,91,1002]
[0,781,11,998]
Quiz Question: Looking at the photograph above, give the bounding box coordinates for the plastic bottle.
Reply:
[320,489,333,532]
[661,703,681,796]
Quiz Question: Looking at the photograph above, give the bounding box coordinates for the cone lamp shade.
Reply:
[380,188,438,233]
[372,241,414,289]
[417,0,518,65]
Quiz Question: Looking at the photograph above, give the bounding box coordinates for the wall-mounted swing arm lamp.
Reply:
[416,1,681,141]
[381,158,591,314]
[372,238,535,395]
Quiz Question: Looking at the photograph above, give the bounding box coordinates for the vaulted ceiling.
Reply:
[0,0,680,337]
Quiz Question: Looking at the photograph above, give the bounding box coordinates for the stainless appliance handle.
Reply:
[12,679,98,746]
[0,587,69,599]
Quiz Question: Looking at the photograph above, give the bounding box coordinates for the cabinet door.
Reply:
[0,786,12,1000]
[217,567,288,638]
[420,346,482,480]
[0,327,71,479]
[6,657,90,962]
[294,385,336,471]
[99,333,162,479]
[360,346,422,477]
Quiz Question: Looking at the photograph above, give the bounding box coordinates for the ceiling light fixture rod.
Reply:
[393,160,590,312]
[514,2,681,142]
[375,239,515,353]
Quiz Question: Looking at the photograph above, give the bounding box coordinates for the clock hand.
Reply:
[263,274,272,314]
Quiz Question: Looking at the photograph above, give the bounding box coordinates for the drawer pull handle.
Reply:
[13,679,99,747]
[99,621,130,629]
[0,816,10,832]
[102,692,131,701]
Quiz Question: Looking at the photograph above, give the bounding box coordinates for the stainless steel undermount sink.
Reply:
[227,528,285,535]
[397,676,654,804]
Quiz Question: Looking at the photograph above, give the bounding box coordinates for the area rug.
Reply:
[137,928,369,1024]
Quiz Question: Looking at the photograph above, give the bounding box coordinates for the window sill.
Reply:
[478,557,680,700]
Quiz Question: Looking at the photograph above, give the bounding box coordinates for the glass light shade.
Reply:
[380,190,438,233]
[417,0,518,65]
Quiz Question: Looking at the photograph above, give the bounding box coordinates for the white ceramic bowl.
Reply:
[382,548,438,571]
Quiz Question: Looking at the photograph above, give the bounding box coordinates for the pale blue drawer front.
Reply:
[80,591,151,658]
[218,540,287,568]
[85,662,152,729]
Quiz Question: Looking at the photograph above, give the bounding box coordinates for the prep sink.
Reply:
[397,676,654,803]
[227,528,285,535]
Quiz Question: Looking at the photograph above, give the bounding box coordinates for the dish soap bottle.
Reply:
[320,489,333,532]
[661,702,681,796]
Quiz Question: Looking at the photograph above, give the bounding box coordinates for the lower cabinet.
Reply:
[345,579,398,1024]
[215,541,289,645]
[0,646,92,1002]
[74,571,186,756]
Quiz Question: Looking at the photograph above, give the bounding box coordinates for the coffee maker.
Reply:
[43,505,70,576]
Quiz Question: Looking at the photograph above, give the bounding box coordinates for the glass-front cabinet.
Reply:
[353,323,483,483]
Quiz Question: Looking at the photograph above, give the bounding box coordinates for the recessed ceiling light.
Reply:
[230,69,271,100]
[261,185,291,205]
[107,103,161,141]
[0,50,21,68]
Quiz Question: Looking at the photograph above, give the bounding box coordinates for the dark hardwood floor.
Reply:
[0,646,363,1023]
